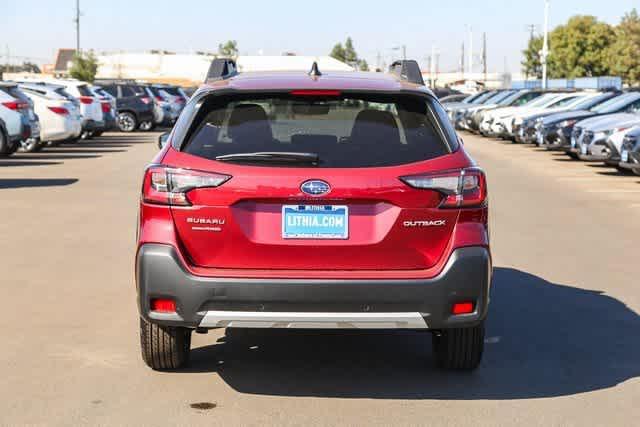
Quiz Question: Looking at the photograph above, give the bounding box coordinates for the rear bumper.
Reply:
[136,244,492,330]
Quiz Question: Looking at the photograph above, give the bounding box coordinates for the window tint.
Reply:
[183,93,455,168]
[54,87,77,102]
[101,86,117,97]
[7,87,31,103]
[120,86,136,97]
[76,85,92,96]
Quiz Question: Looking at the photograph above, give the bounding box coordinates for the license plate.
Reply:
[571,137,576,148]
[621,150,629,163]
[537,133,543,145]
[581,144,588,155]
[282,205,348,239]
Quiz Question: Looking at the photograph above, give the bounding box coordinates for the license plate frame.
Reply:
[282,205,349,240]
[621,150,629,163]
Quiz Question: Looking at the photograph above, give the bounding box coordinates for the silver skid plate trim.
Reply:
[198,311,428,329]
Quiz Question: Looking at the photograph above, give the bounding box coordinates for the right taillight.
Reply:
[400,168,487,208]
[142,165,231,206]
[79,96,94,105]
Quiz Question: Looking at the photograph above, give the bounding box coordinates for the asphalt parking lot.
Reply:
[1,131,639,426]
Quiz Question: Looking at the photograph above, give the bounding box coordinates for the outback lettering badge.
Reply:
[403,220,447,227]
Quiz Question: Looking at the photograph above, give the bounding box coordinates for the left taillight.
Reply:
[140,96,152,105]
[400,168,487,208]
[79,96,94,105]
[48,106,69,115]
[142,165,231,206]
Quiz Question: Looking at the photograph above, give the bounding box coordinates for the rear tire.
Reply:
[432,322,485,370]
[138,120,155,131]
[117,112,137,132]
[567,152,579,160]
[19,138,42,153]
[0,128,14,157]
[615,165,633,175]
[140,317,191,370]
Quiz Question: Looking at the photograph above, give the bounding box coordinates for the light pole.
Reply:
[540,0,550,89]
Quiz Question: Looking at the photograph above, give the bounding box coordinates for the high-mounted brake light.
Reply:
[290,90,342,97]
[79,96,94,105]
[143,166,231,206]
[48,106,69,115]
[400,168,487,208]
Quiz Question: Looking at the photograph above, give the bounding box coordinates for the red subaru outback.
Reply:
[137,60,491,371]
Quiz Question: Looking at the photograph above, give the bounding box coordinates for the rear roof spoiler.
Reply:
[389,60,425,86]
[205,58,238,83]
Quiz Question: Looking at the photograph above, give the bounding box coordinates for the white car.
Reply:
[18,82,82,147]
[488,93,580,138]
[22,78,106,139]
[0,82,40,154]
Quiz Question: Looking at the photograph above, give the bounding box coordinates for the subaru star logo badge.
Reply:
[300,180,331,196]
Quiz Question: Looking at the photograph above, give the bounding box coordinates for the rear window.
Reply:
[161,86,181,96]
[182,92,456,168]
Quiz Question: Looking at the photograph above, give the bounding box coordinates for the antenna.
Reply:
[309,61,322,77]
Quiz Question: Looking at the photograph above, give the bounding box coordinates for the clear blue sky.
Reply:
[2,0,637,73]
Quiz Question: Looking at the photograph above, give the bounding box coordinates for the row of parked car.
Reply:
[442,88,640,176]
[0,78,189,156]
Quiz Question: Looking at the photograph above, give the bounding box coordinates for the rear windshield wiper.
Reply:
[215,152,320,165]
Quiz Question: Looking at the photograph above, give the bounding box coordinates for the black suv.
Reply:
[96,80,155,132]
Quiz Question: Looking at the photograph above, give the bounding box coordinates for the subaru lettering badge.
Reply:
[300,180,331,196]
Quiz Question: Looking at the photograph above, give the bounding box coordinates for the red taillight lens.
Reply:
[79,96,94,104]
[155,95,165,103]
[48,106,69,115]
[175,96,186,103]
[290,90,342,97]
[101,102,111,113]
[452,302,474,315]
[142,165,231,206]
[140,96,152,105]
[150,298,176,313]
[2,101,28,111]
[400,168,487,208]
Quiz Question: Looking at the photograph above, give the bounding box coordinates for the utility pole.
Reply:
[402,45,406,60]
[525,24,536,79]
[74,0,81,52]
[460,42,465,79]
[482,32,487,83]
[541,0,550,89]
[468,27,473,75]
[430,45,436,88]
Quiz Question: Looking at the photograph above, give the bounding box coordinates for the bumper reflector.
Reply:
[151,298,176,313]
[452,302,474,315]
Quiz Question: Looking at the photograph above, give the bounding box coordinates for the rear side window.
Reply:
[120,86,136,97]
[182,92,456,168]
[54,87,77,102]
[76,85,92,96]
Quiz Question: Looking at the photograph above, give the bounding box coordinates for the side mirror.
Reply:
[158,132,170,149]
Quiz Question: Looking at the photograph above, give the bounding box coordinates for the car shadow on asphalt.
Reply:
[186,267,640,400]
[0,178,79,189]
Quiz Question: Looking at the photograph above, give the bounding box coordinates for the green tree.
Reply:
[330,37,369,70]
[330,43,346,62]
[218,40,239,57]
[69,51,98,83]
[522,35,544,78]
[608,9,640,85]
[547,15,615,78]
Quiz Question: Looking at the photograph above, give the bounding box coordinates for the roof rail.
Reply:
[389,60,425,86]
[205,58,238,83]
